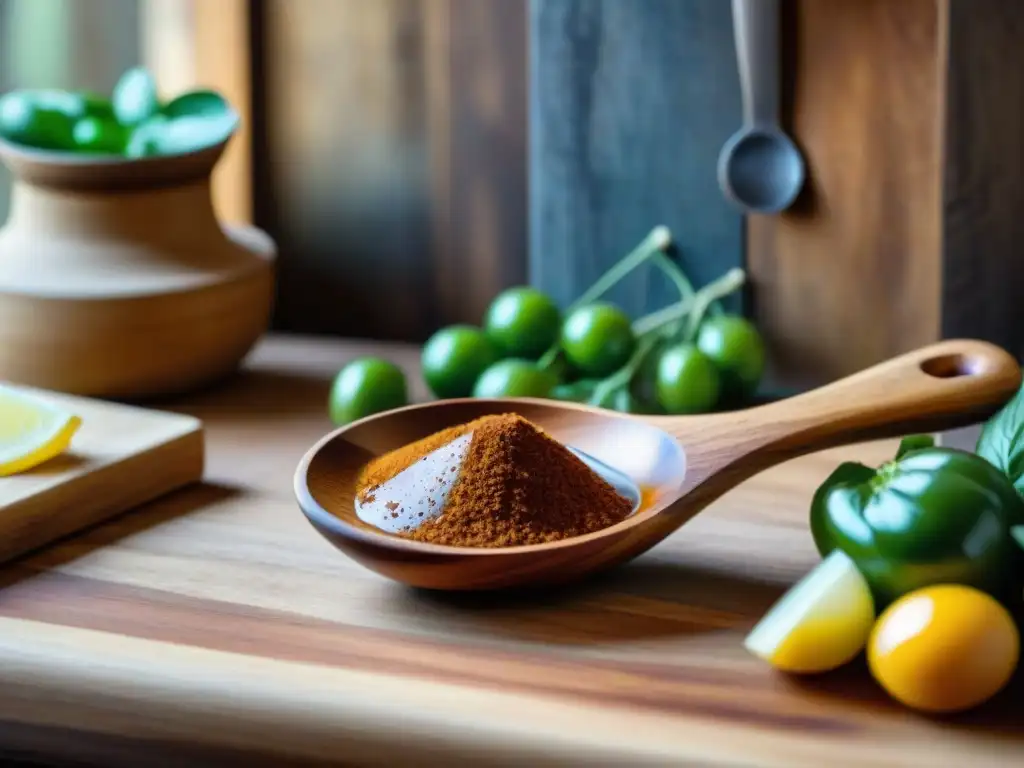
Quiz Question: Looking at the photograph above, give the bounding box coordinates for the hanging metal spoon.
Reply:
[718,0,806,213]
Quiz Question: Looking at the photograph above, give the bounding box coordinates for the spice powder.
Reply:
[355,414,633,547]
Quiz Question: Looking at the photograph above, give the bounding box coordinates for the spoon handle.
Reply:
[667,339,1021,487]
[732,0,780,128]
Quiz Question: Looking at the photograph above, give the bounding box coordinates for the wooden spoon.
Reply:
[294,340,1021,591]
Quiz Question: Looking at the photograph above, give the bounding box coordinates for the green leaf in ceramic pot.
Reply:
[125,115,168,158]
[125,111,239,158]
[0,90,75,149]
[976,383,1024,495]
[33,89,115,122]
[162,88,231,119]
[112,67,161,127]
[76,91,116,121]
[72,116,127,154]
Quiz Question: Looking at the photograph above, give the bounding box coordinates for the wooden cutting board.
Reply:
[0,336,1020,768]
[0,385,204,563]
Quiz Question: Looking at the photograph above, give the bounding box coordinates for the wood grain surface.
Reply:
[142,0,254,224]
[260,0,527,341]
[940,0,1024,363]
[746,0,942,389]
[0,386,202,565]
[0,334,1020,767]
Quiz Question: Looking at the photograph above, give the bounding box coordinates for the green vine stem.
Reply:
[589,334,660,406]
[568,225,672,312]
[632,267,746,337]
[538,225,673,371]
[588,267,748,407]
[651,251,694,339]
[652,251,696,301]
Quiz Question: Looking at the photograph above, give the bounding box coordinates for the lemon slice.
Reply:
[0,384,82,477]
[744,549,875,674]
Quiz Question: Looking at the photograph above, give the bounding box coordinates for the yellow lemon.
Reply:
[868,584,1019,713]
[745,549,875,674]
[0,384,81,477]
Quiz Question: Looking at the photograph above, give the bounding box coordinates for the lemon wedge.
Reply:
[744,549,875,674]
[0,384,82,477]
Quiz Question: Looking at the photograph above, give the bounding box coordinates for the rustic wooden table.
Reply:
[0,334,1021,767]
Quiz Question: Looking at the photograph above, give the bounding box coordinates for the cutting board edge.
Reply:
[0,421,204,565]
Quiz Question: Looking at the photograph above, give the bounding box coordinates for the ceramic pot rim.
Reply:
[0,129,233,192]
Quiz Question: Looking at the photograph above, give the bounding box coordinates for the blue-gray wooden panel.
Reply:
[529,0,743,318]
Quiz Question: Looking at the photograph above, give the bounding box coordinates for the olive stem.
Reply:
[538,225,673,372]
[588,334,661,407]
[652,251,696,301]
[568,225,673,312]
[632,267,746,336]
[587,267,747,408]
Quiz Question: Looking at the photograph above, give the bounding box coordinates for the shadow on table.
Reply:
[162,370,335,423]
[783,652,1024,737]
[399,559,790,644]
[0,481,242,589]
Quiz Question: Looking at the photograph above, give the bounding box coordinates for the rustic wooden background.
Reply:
[253,0,1024,391]
[258,0,528,343]
[3,0,1018,392]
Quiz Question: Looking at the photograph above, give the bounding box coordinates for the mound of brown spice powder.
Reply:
[355,414,633,547]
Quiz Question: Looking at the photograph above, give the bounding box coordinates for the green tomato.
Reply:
[483,286,561,359]
[655,343,721,414]
[472,359,557,399]
[560,302,636,377]
[697,315,766,401]
[328,358,408,426]
[0,91,74,150]
[421,325,499,400]
[72,116,126,154]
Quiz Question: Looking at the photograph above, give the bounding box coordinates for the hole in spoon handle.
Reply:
[754,339,1021,455]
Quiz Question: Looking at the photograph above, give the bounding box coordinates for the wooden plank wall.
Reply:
[252,0,1024,389]
[259,0,528,342]
[529,0,744,319]
[940,0,1024,362]
[746,0,942,389]
[143,0,253,225]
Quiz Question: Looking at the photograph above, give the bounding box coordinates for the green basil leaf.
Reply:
[125,115,168,158]
[1013,526,1024,551]
[113,67,160,127]
[125,111,238,158]
[976,383,1024,494]
[0,92,75,149]
[72,116,127,154]
[894,434,935,460]
[162,89,230,119]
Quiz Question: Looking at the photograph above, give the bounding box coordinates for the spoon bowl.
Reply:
[295,340,1021,591]
[717,127,806,213]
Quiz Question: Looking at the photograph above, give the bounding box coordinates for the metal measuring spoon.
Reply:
[717,0,806,213]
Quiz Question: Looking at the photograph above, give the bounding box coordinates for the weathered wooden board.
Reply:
[0,336,1019,767]
[529,0,744,318]
[260,0,528,341]
[0,386,203,563]
[745,0,942,390]
[940,0,1024,363]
